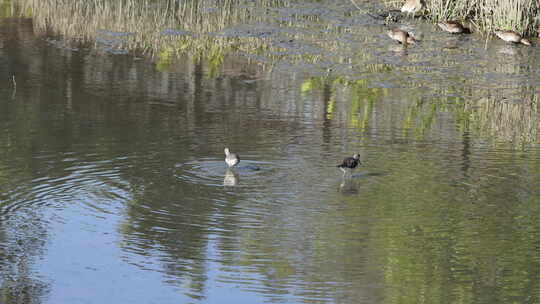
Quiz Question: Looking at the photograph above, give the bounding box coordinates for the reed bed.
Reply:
[476,0,540,35]
[384,0,540,35]
[18,0,395,76]
[22,0,268,56]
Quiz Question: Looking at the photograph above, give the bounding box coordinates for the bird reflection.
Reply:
[339,177,359,195]
[223,168,239,186]
[443,38,460,50]
[389,44,408,56]
[498,45,519,56]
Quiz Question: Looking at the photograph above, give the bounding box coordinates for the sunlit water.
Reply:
[1,1,540,303]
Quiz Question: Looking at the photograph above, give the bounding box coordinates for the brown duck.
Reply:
[387,28,417,45]
[437,21,471,34]
[494,30,532,46]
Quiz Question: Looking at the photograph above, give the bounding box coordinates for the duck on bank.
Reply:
[437,21,471,34]
[494,30,532,46]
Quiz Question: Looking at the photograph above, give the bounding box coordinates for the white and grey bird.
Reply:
[224,147,240,167]
[337,153,361,175]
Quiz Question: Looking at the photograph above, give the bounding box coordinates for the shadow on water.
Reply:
[351,171,386,179]
[236,164,262,171]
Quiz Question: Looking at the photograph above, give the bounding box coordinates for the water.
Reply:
[1,1,540,303]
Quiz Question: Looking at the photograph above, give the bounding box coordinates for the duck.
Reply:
[387,28,417,45]
[401,0,424,15]
[224,147,240,167]
[337,153,361,175]
[494,30,532,46]
[437,21,471,34]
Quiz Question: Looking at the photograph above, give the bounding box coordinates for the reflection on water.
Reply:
[338,177,359,195]
[223,168,239,186]
[1,2,540,304]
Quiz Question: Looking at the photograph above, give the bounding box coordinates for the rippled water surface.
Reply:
[2,1,540,303]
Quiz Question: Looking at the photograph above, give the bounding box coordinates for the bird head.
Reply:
[521,38,532,46]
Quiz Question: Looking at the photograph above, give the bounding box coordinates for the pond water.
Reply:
[2,1,540,303]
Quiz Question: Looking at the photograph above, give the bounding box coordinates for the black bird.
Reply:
[337,153,361,175]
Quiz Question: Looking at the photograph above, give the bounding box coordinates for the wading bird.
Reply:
[224,147,240,167]
[337,153,361,176]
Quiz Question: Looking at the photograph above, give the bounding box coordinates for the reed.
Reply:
[478,0,540,35]
[384,0,540,35]
[16,0,385,74]
[21,0,274,56]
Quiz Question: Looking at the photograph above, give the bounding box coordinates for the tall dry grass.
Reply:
[18,0,385,71]
[385,0,540,35]
[475,0,540,35]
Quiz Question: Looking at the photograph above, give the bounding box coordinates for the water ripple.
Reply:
[0,154,130,219]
